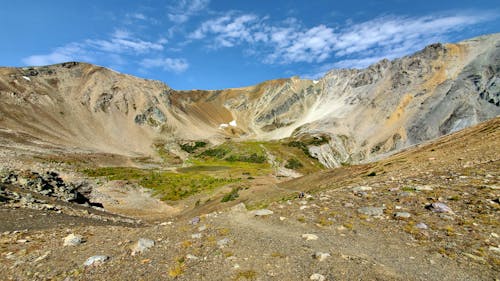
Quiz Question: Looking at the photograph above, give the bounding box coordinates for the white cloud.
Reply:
[168,0,210,24]
[190,12,494,69]
[85,29,163,53]
[140,57,189,73]
[22,43,92,66]
[188,13,266,48]
[22,29,166,67]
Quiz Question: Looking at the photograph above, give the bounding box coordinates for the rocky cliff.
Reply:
[0,34,498,167]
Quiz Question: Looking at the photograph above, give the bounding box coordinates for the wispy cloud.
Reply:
[168,0,210,24]
[22,43,92,66]
[22,29,167,68]
[190,12,495,72]
[140,57,189,73]
[189,13,266,48]
[85,29,163,53]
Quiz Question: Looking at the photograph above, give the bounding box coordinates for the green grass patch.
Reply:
[284,158,303,169]
[180,141,207,153]
[82,167,238,201]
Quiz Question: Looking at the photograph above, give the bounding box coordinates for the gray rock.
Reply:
[84,255,109,266]
[302,234,319,241]
[217,238,230,248]
[189,216,200,225]
[352,186,372,192]
[428,202,453,214]
[63,234,84,246]
[394,212,411,219]
[313,252,331,262]
[416,222,428,229]
[310,273,326,281]
[131,238,155,255]
[251,209,274,216]
[414,185,433,191]
[230,203,247,212]
[357,206,385,216]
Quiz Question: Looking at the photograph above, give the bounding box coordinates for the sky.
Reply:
[1,1,498,90]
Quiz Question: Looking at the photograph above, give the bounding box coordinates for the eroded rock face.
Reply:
[0,34,498,167]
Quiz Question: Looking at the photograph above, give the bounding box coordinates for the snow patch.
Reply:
[219,123,229,129]
[313,80,319,84]
[229,120,237,127]
[22,76,31,81]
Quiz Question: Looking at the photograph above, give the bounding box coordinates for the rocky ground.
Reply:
[0,118,498,280]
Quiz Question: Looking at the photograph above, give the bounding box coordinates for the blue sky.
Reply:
[1,1,498,90]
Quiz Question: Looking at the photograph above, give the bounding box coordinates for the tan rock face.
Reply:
[0,34,498,166]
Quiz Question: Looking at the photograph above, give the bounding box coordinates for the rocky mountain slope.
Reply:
[0,116,498,281]
[0,34,498,168]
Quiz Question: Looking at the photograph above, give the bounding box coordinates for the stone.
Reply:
[189,216,201,225]
[428,202,453,214]
[310,273,326,281]
[186,254,199,260]
[414,185,433,191]
[357,207,385,216]
[352,186,372,192]
[313,252,330,262]
[279,216,286,221]
[131,238,155,255]
[251,209,273,216]
[217,238,230,248]
[63,234,84,246]
[394,212,411,219]
[302,234,319,241]
[198,225,207,231]
[191,233,202,239]
[416,222,428,230]
[84,255,109,266]
[230,203,247,212]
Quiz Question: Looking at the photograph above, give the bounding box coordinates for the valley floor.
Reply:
[0,118,499,280]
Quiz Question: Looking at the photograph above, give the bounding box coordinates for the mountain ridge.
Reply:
[0,33,498,168]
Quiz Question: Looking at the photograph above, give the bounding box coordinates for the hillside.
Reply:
[0,116,498,280]
[0,34,498,169]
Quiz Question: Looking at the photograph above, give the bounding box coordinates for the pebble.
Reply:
[416,222,428,230]
[189,217,201,225]
[313,252,330,262]
[394,212,411,219]
[84,255,109,266]
[217,238,230,248]
[251,209,273,216]
[186,254,199,260]
[414,185,433,191]
[357,207,385,216]
[302,234,319,241]
[310,273,326,281]
[131,238,155,256]
[352,186,372,193]
[63,234,84,246]
[428,202,453,214]
[191,233,202,239]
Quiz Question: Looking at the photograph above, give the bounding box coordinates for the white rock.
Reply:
[84,255,109,266]
[191,233,202,239]
[186,254,199,260]
[394,212,411,219]
[22,76,31,81]
[131,238,155,255]
[302,234,319,241]
[63,234,84,246]
[310,273,326,281]
[415,185,433,191]
[352,186,372,192]
[251,209,273,216]
[489,246,500,254]
[217,238,230,248]
[229,120,237,127]
[313,252,331,262]
[279,216,286,221]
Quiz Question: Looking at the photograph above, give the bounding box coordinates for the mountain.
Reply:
[0,34,498,168]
